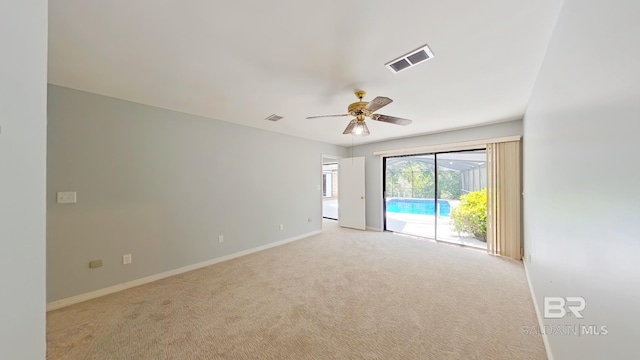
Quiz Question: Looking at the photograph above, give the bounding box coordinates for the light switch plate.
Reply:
[123,254,132,265]
[57,192,77,204]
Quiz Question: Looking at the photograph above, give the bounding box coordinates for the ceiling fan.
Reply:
[306,90,412,136]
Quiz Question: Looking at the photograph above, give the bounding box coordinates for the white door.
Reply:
[338,157,366,230]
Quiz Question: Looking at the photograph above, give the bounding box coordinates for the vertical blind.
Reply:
[486,141,522,259]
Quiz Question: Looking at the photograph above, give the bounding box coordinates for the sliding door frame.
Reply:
[382,148,486,242]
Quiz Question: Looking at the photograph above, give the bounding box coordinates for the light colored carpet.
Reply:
[47,221,546,359]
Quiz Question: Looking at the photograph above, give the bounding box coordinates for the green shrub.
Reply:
[450,189,487,241]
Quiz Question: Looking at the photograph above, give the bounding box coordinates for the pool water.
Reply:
[386,198,451,217]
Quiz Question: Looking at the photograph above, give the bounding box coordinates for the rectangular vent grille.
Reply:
[390,59,411,72]
[385,44,434,73]
[265,114,283,122]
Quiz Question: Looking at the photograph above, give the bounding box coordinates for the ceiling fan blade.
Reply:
[306,114,349,119]
[364,96,393,112]
[342,119,357,134]
[370,114,412,125]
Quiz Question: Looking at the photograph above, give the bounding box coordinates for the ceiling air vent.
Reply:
[385,44,434,73]
[265,114,283,122]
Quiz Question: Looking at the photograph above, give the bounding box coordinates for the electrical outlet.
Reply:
[218,235,224,243]
[123,254,132,265]
[57,191,77,204]
[279,224,284,231]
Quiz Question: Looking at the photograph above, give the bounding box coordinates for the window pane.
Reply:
[436,150,487,249]
[384,154,436,239]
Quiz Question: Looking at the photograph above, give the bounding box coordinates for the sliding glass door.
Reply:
[384,154,436,239]
[436,150,487,248]
[384,149,487,248]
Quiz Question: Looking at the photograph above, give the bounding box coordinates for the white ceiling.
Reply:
[48,1,563,147]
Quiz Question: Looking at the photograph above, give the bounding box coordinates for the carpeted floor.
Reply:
[46,220,546,359]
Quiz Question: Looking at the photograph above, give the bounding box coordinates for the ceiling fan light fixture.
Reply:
[310,90,412,136]
[351,121,370,136]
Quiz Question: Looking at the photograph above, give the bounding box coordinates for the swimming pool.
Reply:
[385,198,451,217]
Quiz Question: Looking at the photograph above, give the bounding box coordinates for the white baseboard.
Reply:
[523,260,553,360]
[366,226,382,232]
[46,230,321,312]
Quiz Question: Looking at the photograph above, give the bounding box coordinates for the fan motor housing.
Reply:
[348,101,369,116]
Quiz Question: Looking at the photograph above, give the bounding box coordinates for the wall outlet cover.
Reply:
[57,191,77,204]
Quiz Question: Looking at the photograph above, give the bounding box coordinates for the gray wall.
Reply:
[350,120,522,230]
[47,85,345,302]
[523,0,640,359]
[0,1,48,358]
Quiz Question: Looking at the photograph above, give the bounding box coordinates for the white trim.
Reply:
[46,230,321,312]
[523,260,554,360]
[373,135,522,157]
